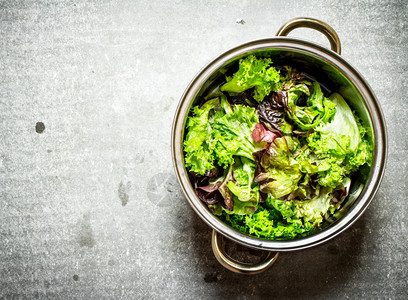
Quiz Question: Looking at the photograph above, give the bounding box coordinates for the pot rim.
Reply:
[171,36,387,251]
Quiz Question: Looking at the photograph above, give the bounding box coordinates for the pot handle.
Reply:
[276,17,341,55]
[211,230,279,275]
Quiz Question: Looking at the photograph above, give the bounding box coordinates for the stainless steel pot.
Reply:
[171,18,387,274]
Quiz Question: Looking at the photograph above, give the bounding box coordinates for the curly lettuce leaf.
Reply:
[307,93,372,186]
[184,97,262,174]
[220,55,281,102]
[226,189,330,239]
[254,137,302,198]
[292,186,332,227]
[292,177,351,227]
[287,82,336,130]
[308,92,360,155]
[213,190,259,216]
[221,157,260,215]
[344,116,373,173]
[259,167,302,199]
[211,104,263,166]
[244,206,314,239]
[221,204,314,240]
[222,213,248,233]
[230,192,259,215]
[316,158,345,187]
[227,157,258,202]
[183,98,219,175]
[265,196,296,219]
[245,209,275,238]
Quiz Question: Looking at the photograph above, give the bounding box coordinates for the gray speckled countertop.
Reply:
[1,1,407,299]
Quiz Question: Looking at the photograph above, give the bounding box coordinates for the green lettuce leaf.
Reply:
[265,196,296,219]
[225,157,260,215]
[222,213,248,233]
[227,157,257,202]
[308,92,360,155]
[315,158,345,187]
[292,186,333,227]
[243,204,315,239]
[220,55,281,102]
[307,93,372,186]
[245,209,275,238]
[344,117,373,173]
[184,97,262,174]
[259,167,302,199]
[211,104,263,166]
[230,192,259,215]
[255,137,302,198]
[221,206,315,240]
[183,98,219,175]
[287,82,336,130]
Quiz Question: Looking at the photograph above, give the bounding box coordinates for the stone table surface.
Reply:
[1,0,407,299]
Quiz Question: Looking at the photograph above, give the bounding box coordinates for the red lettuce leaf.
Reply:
[252,123,279,143]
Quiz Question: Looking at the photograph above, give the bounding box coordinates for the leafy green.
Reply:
[255,137,302,199]
[222,197,315,239]
[184,96,262,175]
[265,196,296,219]
[344,116,373,172]
[223,157,260,215]
[315,159,345,187]
[220,55,281,102]
[184,55,373,241]
[218,164,234,211]
[211,103,263,166]
[230,192,259,215]
[293,186,333,227]
[183,98,219,175]
[307,93,372,186]
[287,82,336,130]
[308,92,360,155]
[227,157,257,202]
[206,161,259,214]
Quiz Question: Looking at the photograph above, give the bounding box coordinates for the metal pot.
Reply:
[171,18,387,274]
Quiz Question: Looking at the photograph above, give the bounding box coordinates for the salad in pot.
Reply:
[183,54,372,240]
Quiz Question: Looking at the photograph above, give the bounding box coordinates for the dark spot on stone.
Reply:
[118,181,131,206]
[134,155,144,164]
[73,274,79,281]
[236,19,245,25]
[44,281,50,288]
[47,149,52,153]
[108,259,115,266]
[35,122,45,133]
[77,213,96,248]
[204,272,221,283]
